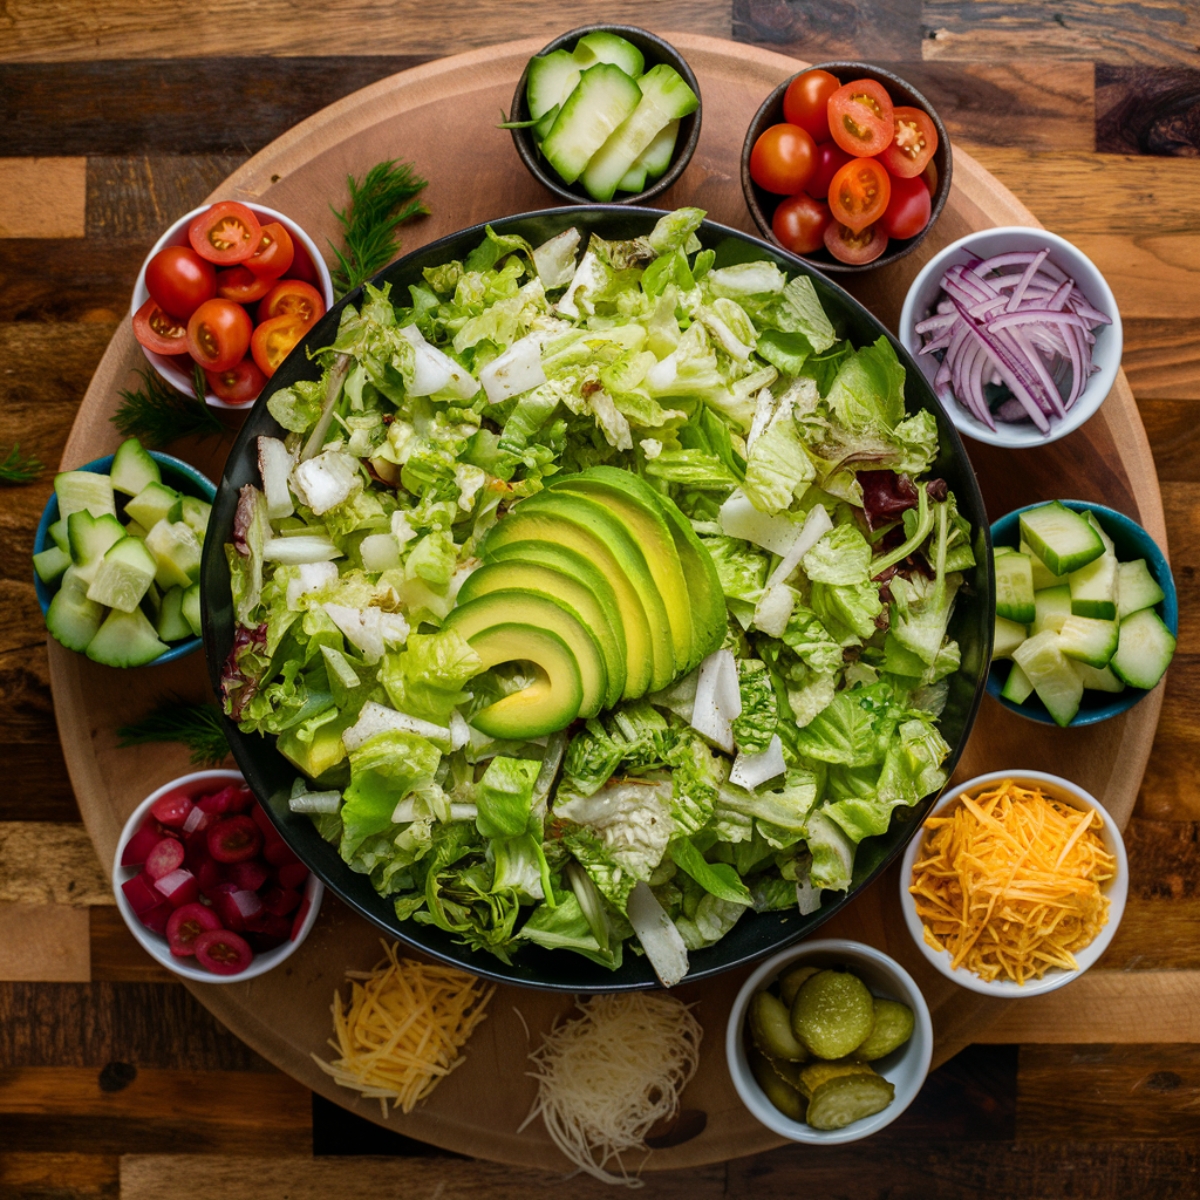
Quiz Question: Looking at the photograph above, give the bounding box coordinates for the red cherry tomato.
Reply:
[782,69,841,143]
[206,357,267,405]
[879,106,939,179]
[144,246,216,320]
[251,314,309,378]
[258,280,326,327]
[188,202,262,266]
[186,298,253,372]
[216,265,272,304]
[246,222,295,280]
[828,80,895,158]
[828,158,892,233]
[132,298,190,356]
[772,194,833,256]
[824,221,889,266]
[749,123,818,196]
[880,173,932,240]
[806,141,853,201]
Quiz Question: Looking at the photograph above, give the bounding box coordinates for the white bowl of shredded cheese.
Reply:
[900,770,1128,997]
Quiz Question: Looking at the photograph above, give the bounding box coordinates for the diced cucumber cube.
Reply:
[178,495,212,540]
[1069,550,1118,620]
[1082,511,1115,555]
[67,511,126,585]
[124,481,182,531]
[141,580,162,621]
[1020,539,1067,590]
[156,586,192,642]
[86,536,158,613]
[526,49,581,120]
[1110,608,1176,691]
[993,545,1017,558]
[49,518,69,553]
[542,63,643,185]
[1012,629,1083,727]
[1057,615,1119,669]
[110,438,161,497]
[124,519,149,540]
[55,470,116,520]
[33,545,71,584]
[571,30,645,78]
[182,583,202,638]
[1032,585,1072,636]
[1019,502,1105,576]
[1117,558,1165,620]
[85,607,169,668]
[144,519,203,590]
[994,550,1035,624]
[46,580,104,652]
[993,615,1027,660]
[1071,661,1126,694]
[1000,661,1035,704]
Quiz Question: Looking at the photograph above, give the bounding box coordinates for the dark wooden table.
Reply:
[2,3,1199,1196]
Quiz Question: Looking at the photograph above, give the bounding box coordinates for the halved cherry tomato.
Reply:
[251,314,308,378]
[144,246,216,320]
[880,173,932,240]
[828,158,891,233]
[194,928,253,976]
[879,106,938,179]
[188,202,262,266]
[749,123,817,196]
[772,193,833,256]
[824,221,889,266]
[828,80,894,158]
[806,141,852,201]
[132,298,190,356]
[206,357,267,405]
[186,298,253,372]
[782,69,841,143]
[216,265,272,304]
[258,280,325,327]
[245,222,295,280]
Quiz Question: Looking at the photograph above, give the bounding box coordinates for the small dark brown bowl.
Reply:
[741,61,952,274]
[509,24,702,206]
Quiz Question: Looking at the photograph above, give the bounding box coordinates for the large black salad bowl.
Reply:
[203,206,993,991]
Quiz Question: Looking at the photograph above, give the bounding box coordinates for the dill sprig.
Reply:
[117,698,231,767]
[0,444,44,485]
[112,368,224,448]
[329,160,429,299]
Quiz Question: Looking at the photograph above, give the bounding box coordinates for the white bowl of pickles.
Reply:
[725,940,933,1144]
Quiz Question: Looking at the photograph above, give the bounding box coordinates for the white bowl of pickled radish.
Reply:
[900,771,1128,998]
[726,940,933,1144]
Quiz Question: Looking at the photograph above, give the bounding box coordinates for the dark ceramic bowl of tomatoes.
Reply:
[741,62,952,274]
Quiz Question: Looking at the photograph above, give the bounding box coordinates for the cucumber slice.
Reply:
[156,586,192,643]
[110,438,161,497]
[1057,615,1119,668]
[124,481,182,531]
[144,519,203,590]
[993,615,1027,659]
[86,536,158,613]
[541,63,643,186]
[637,118,680,180]
[67,511,126,585]
[1071,660,1126,693]
[1012,629,1083,727]
[994,550,1035,624]
[1001,660,1036,704]
[533,103,560,143]
[46,578,104,652]
[1019,502,1105,576]
[124,519,149,540]
[1031,585,1072,636]
[1020,539,1067,590]
[1069,550,1118,620]
[85,607,169,668]
[1110,608,1176,690]
[33,545,71,584]
[526,49,580,121]
[178,495,212,540]
[571,30,645,78]
[141,580,162,621]
[182,583,202,638]
[1117,558,1165,620]
[55,470,116,520]
[48,518,69,553]
[617,164,648,194]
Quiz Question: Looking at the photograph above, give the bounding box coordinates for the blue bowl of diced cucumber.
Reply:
[34,447,216,667]
[988,501,1178,727]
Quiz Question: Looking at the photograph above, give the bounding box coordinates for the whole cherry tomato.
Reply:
[880,173,932,240]
[806,141,853,201]
[144,246,216,320]
[782,69,841,143]
[186,298,253,372]
[772,194,833,256]
[749,123,818,195]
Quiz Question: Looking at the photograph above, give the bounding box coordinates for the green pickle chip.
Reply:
[805,1073,895,1131]
[778,964,821,1008]
[749,991,809,1063]
[853,998,915,1062]
[797,1058,876,1101]
[749,1045,806,1122]
[790,969,876,1060]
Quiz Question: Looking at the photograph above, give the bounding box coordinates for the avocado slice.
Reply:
[483,494,674,695]
[547,468,694,672]
[457,622,583,739]
[458,559,626,708]
[657,491,727,667]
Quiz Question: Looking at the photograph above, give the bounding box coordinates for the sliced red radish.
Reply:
[228,860,269,892]
[151,790,194,828]
[264,839,300,868]
[203,882,245,930]
[206,816,262,864]
[261,886,301,916]
[153,867,198,908]
[194,928,253,975]
[275,862,309,891]
[198,784,254,815]
[138,902,174,935]
[121,872,161,914]
[121,824,163,867]
[166,902,222,957]
[144,838,186,880]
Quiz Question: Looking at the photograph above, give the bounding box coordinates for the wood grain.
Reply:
[1125,326,1200,401]
[88,908,177,984]
[0,824,109,906]
[1096,63,1200,155]
[0,1154,118,1199]
[0,903,90,983]
[0,240,139,325]
[0,159,87,239]
[1069,233,1200,320]
[733,0,925,60]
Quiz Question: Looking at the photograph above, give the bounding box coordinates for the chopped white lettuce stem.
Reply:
[746,387,777,453]
[285,560,338,608]
[321,645,361,689]
[751,582,796,638]
[264,535,342,564]
[454,463,486,511]
[391,510,417,545]
[644,351,678,392]
[287,783,342,814]
[555,248,604,318]
[640,437,663,460]
[291,448,360,515]
[705,261,788,297]
[449,711,471,752]
[555,781,674,882]
[627,881,690,988]
[718,489,803,557]
[342,701,450,753]
[532,730,567,819]
[767,504,833,590]
[380,611,410,648]
[690,649,742,753]
[479,333,548,404]
[532,227,581,289]
[729,735,786,790]
[796,871,823,916]
[257,436,295,520]
[696,307,752,361]
[359,532,402,573]
[322,603,389,663]
[391,796,478,824]
[399,324,478,400]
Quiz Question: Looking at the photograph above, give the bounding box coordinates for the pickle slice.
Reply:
[853,998,915,1062]
[778,964,820,1008]
[805,1073,895,1131]
[790,969,876,1060]
[767,1055,802,1089]
[749,990,809,1062]
[797,1058,877,1101]
[749,1045,806,1122]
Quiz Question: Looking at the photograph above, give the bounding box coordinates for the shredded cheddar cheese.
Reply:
[313,940,495,1117]
[909,780,1116,985]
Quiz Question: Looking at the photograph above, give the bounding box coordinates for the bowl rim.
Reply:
[724,938,934,1143]
[130,201,335,412]
[508,23,702,207]
[897,225,1123,448]
[740,60,953,274]
[111,767,324,983]
[985,500,1178,726]
[898,769,1129,997]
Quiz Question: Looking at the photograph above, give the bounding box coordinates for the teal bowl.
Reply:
[987,501,1177,725]
[33,451,215,665]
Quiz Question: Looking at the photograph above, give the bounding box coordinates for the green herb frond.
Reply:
[111,368,224,449]
[117,697,231,767]
[0,444,44,485]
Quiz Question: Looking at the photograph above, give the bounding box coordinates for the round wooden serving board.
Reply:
[53,34,1166,1172]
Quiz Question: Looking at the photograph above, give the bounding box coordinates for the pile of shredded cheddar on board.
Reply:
[909,780,1116,984]
[314,941,495,1117]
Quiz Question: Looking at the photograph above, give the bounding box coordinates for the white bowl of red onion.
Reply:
[899,227,1121,448]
